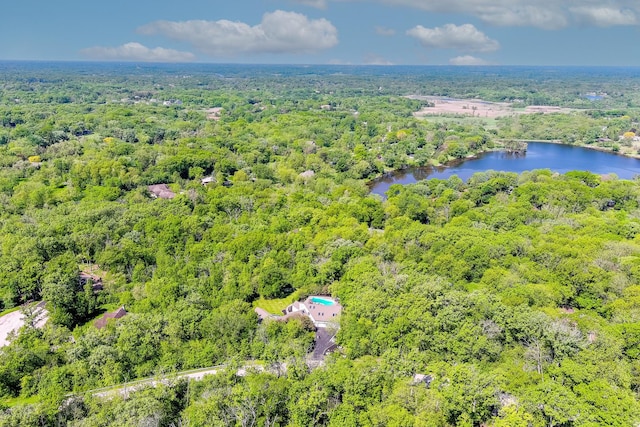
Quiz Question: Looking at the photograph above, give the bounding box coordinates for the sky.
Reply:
[2,0,640,65]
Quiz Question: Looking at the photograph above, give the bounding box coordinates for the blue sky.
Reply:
[2,0,640,65]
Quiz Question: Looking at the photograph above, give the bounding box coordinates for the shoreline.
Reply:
[368,139,640,189]
[370,143,526,182]
[523,138,640,160]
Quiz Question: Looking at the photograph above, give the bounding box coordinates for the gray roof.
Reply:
[148,184,175,199]
[95,307,127,329]
[304,296,342,323]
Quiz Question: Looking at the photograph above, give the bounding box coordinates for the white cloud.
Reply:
[407,24,500,52]
[375,26,396,36]
[80,42,195,62]
[571,7,637,26]
[476,5,568,29]
[449,55,490,65]
[291,0,327,8]
[317,0,640,29]
[387,0,562,28]
[138,10,338,56]
[363,54,394,65]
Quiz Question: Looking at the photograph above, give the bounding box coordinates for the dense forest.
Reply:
[1,62,640,426]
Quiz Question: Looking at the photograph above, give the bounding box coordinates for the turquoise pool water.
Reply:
[311,297,335,306]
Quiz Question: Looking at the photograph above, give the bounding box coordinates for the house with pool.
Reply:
[283,296,342,328]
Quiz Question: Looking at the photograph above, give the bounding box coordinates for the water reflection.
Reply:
[369,142,640,197]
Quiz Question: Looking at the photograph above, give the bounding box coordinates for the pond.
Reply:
[369,142,640,197]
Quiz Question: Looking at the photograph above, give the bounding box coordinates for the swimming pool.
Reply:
[311,297,335,306]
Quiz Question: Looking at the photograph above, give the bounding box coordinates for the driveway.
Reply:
[310,328,336,361]
[0,302,47,347]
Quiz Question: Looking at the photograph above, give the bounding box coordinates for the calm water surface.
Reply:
[369,142,640,197]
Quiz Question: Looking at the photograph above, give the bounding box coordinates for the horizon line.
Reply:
[1,59,640,68]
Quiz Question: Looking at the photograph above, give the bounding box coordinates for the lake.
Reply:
[369,142,640,197]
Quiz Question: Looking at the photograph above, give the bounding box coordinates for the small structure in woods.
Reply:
[282,296,342,328]
[255,297,342,363]
[95,307,127,329]
[560,306,575,314]
[254,307,273,322]
[148,184,175,199]
[206,107,223,120]
[411,374,434,387]
[80,272,103,292]
[255,296,342,328]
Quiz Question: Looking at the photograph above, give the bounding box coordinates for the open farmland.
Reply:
[408,95,575,118]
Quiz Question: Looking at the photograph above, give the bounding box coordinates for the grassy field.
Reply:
[253,291,302,315]
[2,395,39,408]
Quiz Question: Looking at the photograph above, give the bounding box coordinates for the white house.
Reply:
[283,296,342,328]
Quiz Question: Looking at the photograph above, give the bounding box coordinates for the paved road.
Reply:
[87,329,339,399]
[311,328,336,361]
[0,302,47,347]
[90,364,264,398]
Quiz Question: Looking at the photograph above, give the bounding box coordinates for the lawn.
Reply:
[2,395,39,408]
[253,292,302,315]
